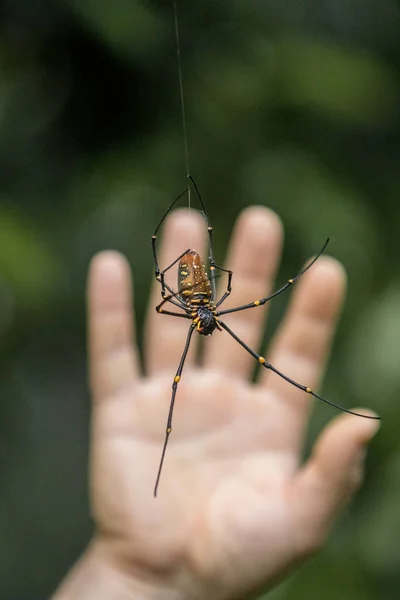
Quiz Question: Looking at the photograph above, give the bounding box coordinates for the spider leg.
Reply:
[214,266,233,307]
[153,248,192,299]
[156,307,191,319]
[156,290,187,312]
[217,238,329,316]
[153,187,188,239]
[218,320,380,421]
[208,261,231,305]
[156,294,191,319]
[151,185,190,294]
[154,324,196,497]
[188,174,232,303]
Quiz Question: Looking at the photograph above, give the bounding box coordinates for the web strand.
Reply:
[173,0,191,219]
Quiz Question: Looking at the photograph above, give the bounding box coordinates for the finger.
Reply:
[205,207,283,378]
[88,251,140,403]
[145,208,207,374]
[290,411,380,556]
[260,257,346,444]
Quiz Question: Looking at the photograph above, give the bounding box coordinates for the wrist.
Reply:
[51,538,175,600]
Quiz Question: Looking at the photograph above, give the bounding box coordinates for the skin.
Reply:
[53,206,380,600]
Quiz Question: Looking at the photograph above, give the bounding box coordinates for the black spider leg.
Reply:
[155,291,191,319]
[155,248,193,303]
[188,174,232,303]
[155,274,224,319]
[154,324,196,497]
[218,320,380,420]
[216,238,329,316]
[215,269,233,307]
[151,187,189,285]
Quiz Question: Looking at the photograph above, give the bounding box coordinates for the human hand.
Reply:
[54,206,380,600]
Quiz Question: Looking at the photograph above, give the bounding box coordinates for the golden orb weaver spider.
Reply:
[151,174,380,497]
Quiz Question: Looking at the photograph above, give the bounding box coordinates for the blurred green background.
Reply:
[0,0,399,598]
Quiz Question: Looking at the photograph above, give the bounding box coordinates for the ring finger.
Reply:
[204,206,283,378]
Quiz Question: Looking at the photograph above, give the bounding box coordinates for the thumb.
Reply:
[290,410,380,556]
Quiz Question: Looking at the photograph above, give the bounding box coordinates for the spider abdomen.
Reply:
[178,250,212,305]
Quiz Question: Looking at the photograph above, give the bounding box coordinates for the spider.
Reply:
[151,174,380,497]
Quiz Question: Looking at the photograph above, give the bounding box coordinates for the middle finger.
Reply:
[204,206,283,378]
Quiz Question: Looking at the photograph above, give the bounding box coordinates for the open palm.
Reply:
[80,207,378,600]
